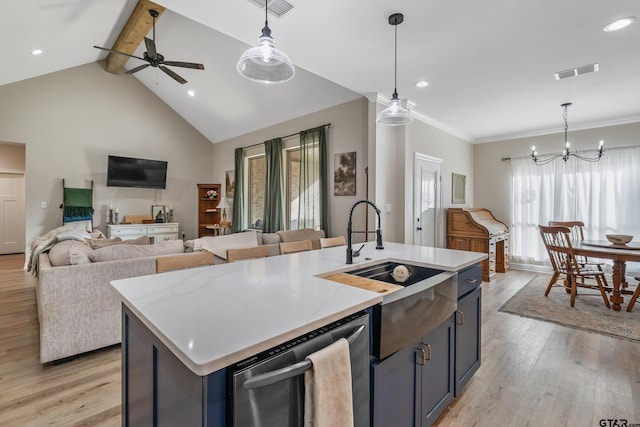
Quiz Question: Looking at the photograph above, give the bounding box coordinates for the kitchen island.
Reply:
[111,241,486,426]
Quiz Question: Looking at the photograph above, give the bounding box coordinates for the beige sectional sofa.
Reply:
[36,239,198,363]
[35,227,325,364]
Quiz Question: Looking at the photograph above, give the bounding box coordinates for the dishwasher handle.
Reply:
[243,324,365,390]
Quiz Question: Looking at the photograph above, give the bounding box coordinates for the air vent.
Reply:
[247,0,294,18]
[554,63,599,80]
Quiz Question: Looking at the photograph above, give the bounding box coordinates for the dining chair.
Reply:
[156,251,215,273]
[320,236,347,249]
[538,225,610,308]
[279,239,313,255]
[226,245,271,262]
[548,220,609,286]
[628,277,640,312]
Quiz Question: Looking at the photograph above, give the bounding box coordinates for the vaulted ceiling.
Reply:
[5,0,640,144]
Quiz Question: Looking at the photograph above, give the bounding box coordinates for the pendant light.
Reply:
[237,0,295,84]
[377,13,413,126]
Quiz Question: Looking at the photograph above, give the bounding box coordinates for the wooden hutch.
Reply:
[197,183,221,237]
[447,208,509,282]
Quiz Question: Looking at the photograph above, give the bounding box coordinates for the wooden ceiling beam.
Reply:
[105,0,165,74]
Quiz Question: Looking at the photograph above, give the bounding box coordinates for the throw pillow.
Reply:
[69,242,94,265]
[261,233,282,245]
[48,240,93,266]
[89,239,184,263]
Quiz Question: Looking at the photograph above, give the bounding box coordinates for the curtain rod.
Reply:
[502,144,640,161]
[240,123,331,150]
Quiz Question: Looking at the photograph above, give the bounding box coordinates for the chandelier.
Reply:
[531,103,604,165]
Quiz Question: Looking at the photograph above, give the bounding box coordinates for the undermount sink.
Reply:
[344,261,445,287]
[323,260,458,359]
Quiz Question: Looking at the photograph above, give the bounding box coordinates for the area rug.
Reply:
[499,274,640,343]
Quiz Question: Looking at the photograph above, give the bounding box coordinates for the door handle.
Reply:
[243,325,365,389]
[420,343,432,361]
[416,346,426,366]
[456,310,465,325]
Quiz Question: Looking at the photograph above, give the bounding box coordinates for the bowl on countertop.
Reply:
[606,234,633,245]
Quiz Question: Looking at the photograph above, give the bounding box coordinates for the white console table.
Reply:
[107,223,179,244]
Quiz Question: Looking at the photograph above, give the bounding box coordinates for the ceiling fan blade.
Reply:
[93,45,146,62]
[159,66,187,84]
[125,63,151,74]
[162,61,205,70]
[144,37,157,60]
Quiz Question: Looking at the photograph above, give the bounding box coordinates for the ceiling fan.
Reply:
[93,9,204,84]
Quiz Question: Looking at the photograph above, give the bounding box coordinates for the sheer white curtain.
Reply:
[511,146,640,266]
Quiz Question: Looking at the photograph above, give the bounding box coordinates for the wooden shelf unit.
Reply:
[197,183,221,238]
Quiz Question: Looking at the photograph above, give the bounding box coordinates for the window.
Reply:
[244,127,326,232]
[286,149,301,230]
[248,155,265,230]
[510,146,640,270]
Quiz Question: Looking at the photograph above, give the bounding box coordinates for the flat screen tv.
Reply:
[106,155,168,189]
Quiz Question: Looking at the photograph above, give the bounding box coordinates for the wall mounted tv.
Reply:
[106,155,168,189]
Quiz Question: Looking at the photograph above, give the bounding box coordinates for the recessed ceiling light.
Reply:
[416,80,429,88]
[187,90,195,97]
[31,49,43,55]
[603,16,636,32]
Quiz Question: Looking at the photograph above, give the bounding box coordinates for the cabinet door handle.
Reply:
[456,310,465,325]
[466,277,478,284]
[423,343,432,361]
[416,347,426,366]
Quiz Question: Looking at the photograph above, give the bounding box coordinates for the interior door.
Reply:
[0,173,26,254]
[413,154,442,247]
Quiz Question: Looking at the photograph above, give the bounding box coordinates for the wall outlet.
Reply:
[386,203,392,213]
[40,201,46,208]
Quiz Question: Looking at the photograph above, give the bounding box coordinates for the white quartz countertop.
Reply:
[111,241,486,376]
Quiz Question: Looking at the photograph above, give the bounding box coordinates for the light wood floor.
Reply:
[1,254,639,426]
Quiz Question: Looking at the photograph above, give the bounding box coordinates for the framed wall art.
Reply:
[334,152,356,196]
[225,170,235,199]
[151,205,166,223]
[452,173,466,204]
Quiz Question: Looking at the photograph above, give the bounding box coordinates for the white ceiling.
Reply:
[4,0,640,144]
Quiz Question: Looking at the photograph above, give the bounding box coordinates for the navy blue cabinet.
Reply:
[122,305,226,427]
[455,264,482,396]
[371,262,482,427]
[418,315,455,426]
[371,315,455,427]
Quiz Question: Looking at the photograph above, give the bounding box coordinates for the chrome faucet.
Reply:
[347,199,384,264]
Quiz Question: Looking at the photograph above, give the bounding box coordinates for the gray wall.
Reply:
[373,106,474,244]
[473,121,640,228]
[0,61,215,249]
[212,97,370,239]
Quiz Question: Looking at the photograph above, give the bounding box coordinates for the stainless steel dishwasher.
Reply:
[227,311,370,427]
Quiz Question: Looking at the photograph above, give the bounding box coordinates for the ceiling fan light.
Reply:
[237,34,295,83]
[377,97,413,125]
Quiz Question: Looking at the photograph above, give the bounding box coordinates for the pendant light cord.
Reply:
[394,22,398,95]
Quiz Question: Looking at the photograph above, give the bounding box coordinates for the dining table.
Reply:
[573,240,640,311]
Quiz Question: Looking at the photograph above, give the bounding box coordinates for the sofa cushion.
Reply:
[193,230,259,259]
[261,232,282,245]
[89,239,184,262]
[48,240,93,266]
[277,229,324,250]
[86,235,150,249]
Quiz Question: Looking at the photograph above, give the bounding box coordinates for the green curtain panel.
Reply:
[63,188,94,218]
[232,147,245,233]
[262,138,284,233]
[299,126,327,232]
